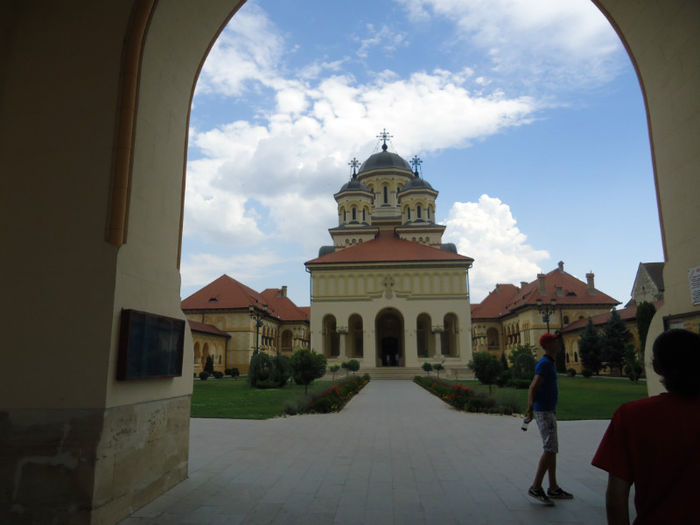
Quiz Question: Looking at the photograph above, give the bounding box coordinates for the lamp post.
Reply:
[536,298,557,333]
[248,303,268,354]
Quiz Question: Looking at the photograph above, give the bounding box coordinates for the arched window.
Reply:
[349,314,363,358]
[407,207,411,220]
[352,207,356,220]
[343,209,346,222]
[362,208,366,221]
[574,352,579,362]
[442,313,458,357]
[417,205,422,218]
[487,327,499,349]
[427,206,431,219]
[383,185,388,203]
[322,315,339,357]
[417,314,432,358]
[563,315,570,325]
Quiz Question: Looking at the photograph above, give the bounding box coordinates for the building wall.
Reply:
[191,333,227,374]
[310,265,472,368]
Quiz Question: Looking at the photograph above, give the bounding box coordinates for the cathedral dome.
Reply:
[357,144,412,174]
[337,177,371,194]
[399,176,435,192]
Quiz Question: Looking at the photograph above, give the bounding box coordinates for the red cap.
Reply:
[539,333,559,347]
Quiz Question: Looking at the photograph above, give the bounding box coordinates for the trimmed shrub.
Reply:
[508,379,531,390]
[567,368,577,377]
[204,355,214,375]
[198,371,210,381]
[468,352,502,394]
[329,364,340,380]
[346,359,360,374]
[508,345,537,380]
[582,368,593,378]
[213,371,223,379]
[229,368,240,377]
[422,362,433,375]
[433,363,444,379]
[290,349,327,394]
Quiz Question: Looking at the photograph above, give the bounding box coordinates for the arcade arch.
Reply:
[3,2,699,524]
[376,308,404,367]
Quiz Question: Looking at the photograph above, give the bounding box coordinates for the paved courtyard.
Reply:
[120,380,629,524]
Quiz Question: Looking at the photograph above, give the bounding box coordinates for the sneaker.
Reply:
[547,487,574,499]
[528,487,555,506]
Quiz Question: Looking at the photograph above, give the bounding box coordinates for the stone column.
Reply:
[433,326,444,359]
[337,327,348,359]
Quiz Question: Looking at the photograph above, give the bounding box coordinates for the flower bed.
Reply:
[414,376,507,414]
[284,374,370,415]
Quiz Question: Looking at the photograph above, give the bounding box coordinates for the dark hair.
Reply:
[652,329,700,397]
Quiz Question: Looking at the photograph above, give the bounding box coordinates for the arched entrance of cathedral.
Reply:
[3,2,699,523]
[376,308,405,367]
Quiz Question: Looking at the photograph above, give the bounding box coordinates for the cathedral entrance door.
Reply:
[375,309,404,367]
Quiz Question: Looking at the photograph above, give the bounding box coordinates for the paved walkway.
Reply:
[120,381,627,524]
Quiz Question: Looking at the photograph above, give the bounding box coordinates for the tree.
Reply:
[422,362,433,376]
[636,301,656,359]
[623,343,643,382]
[290,349,327,394]
[329,364,340,381]
[468,352,503,394]
[508,345,537,380]
[579,318,603,375]
[204,355,214,375]
[346,359,360,375]
[433,363,444,379]
[500,351,508,370]
[601,309,632,376]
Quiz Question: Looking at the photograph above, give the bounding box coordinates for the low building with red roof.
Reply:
[305,135,475,376]
[182,275,309,374]
[471,261,620,363]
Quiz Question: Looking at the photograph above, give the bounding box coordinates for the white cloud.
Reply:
[194,4,285,97]
[396,0,625,89]
[180,251,289,294]
[356,24,408,58]
[187,67,538,250]
[443,194,550,301]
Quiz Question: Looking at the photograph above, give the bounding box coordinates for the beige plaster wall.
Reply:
[310,264,472,368]
[594,0,700,394]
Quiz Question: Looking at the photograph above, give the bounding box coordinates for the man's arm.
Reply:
[606,474,631,525]
[526,374,543,418]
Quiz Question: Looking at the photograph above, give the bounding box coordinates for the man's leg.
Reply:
[532,451,556,489]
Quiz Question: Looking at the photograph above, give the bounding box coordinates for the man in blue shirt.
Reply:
[525,333,573,505]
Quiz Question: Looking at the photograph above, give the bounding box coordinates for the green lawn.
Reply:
[190,377,334,419]
[445,376,648,420]
[192,375,648,421]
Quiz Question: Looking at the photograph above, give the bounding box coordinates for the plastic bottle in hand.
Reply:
[521,416,532,431]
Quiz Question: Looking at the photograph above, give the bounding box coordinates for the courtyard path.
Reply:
[120,380,622,524]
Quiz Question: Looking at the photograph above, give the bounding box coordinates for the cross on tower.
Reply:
[377,128,393,151]
[410,155,422,175]
[348,157,360,176]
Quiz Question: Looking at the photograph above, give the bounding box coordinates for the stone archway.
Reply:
[376,308,405,367]
[2,2,700,523]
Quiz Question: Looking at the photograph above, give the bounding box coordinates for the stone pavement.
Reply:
[120,380,630,524]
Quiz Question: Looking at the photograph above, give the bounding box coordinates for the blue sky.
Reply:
[181,0,663,307]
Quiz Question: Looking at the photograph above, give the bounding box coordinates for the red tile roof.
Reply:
[181,274,268,311]
[472,267,620,320]
[561,299,663,333]
[471,284,520,319]
[261,288,310,322]
[187,320,230,337]
[305,230,473,265]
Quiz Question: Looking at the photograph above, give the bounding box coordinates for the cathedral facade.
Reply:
[305,135,474,374]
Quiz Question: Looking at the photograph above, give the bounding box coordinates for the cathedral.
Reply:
[305,132,475,376]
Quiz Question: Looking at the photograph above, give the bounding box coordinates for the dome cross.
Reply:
[410,155,423,176]
[377,128,393,151]
[348,157,360,177]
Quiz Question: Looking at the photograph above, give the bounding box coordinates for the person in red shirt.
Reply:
[592,328,700,524]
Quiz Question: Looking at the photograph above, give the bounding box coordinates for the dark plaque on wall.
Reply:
[117,309,185,380]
